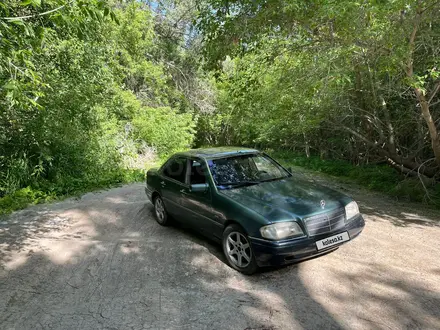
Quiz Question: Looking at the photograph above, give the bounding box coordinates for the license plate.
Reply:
[316,232,350,250]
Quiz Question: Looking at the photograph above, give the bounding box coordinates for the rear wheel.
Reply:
[153,195,170,226]
[222,224,258,275]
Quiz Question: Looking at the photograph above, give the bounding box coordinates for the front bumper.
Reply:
[249,214,365,267]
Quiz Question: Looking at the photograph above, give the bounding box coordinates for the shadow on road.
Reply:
[0,184,439,329]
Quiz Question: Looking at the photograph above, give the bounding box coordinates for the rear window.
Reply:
[163,158,187,183]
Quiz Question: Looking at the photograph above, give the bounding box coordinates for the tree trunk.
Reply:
[380,96,397,157]
[303,132,310,158]
[337,123,438,178]
[416,88,440,167]
[405,3,440,170]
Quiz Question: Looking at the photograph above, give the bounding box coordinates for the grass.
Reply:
[0,168,146,216]
[270,150,440,206]
[2,149,439,215]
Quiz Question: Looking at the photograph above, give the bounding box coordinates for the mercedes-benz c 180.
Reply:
[145,147,365,274]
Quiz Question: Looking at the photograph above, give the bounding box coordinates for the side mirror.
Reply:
[190,183,209,193]
[287,167,293,173]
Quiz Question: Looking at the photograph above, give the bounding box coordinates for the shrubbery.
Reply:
[272,151,440,206]
[0,2,196,214]
[2,1,440,214]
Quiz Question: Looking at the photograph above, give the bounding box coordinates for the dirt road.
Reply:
[1,173,440,330]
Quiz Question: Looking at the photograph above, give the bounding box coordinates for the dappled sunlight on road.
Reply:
[327,261,439,328]
[1,208,101,270]
[225,274,302,328]
[400,211,439,224]
[0,182,439,329]
[365,209,440,228]
[1,237,94,270]
[0,185,146,272]
[298,254,440,328]
[0,245,28,270]
[119,240,141,254]
[311,173,440,229]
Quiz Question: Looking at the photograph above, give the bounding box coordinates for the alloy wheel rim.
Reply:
[226,231,251,268]
[155,198,165,222]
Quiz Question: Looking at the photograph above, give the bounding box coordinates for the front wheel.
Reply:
[153,195,170,226]
[222,224,258,275]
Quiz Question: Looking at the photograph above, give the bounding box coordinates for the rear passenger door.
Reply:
[160,157,189,219]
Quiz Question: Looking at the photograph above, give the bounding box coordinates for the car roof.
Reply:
[174,147,259,159]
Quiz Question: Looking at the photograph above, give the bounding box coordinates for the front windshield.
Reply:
[208,153,289,189]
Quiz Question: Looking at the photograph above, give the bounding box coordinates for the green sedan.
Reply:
[145,147,365,274]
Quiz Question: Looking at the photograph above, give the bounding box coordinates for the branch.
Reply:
[430,99,440,108]
[420,0,440,14]
[406,23,418,77]
[172,4,198,27]
[386,157,435,186]
[406,1,423,77]
[387,157,416,176]
[1,1,74,21]
[335,121,439,177]
[428,81,440,104]
[417,158,436,200]
[8,61,25,75]
[336,123,380,150]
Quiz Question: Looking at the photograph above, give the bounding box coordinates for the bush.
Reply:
[132,107,195,158]
[0,168,145,215]
[270,151,440,206]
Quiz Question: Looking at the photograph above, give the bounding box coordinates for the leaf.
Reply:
[86,8,94,18]
[3,81,17,90]
[110,11,120,25]
[20,0,41,6]
[9,20,25,26]
[94,9,103,22]
[20,0,33,6]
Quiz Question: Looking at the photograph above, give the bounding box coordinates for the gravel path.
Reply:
[1,173,439,330]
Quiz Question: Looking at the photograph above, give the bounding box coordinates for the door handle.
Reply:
[180,189,188,195]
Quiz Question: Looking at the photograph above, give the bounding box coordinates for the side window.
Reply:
[163,158,187,184]
[189,160,207,184]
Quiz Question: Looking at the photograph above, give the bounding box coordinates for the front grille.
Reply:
[304,208,346,236]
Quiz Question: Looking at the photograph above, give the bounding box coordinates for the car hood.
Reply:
[220,176,351,222]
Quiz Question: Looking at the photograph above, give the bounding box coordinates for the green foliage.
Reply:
[0,187,56,215]
[0,1,198,214]
[0,168,145,215]
[272,151,440,205]
[2,0,440,213]
[133,107,195,158]
[197,0,440,191]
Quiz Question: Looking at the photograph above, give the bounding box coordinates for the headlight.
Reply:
[345,201,360,222]
[260,222,304,240]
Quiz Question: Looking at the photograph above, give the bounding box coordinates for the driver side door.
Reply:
[180,159,223,239]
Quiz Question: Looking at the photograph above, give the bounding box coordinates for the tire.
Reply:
[222,224,258,275]
[153,195,170,226]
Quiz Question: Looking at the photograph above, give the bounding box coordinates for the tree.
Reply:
[196,0,440,181]
[0,0,198,199]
